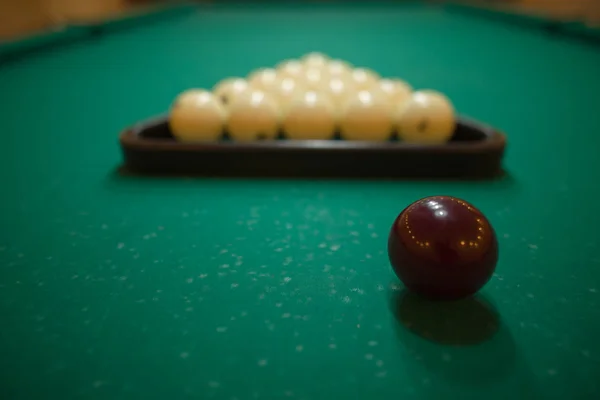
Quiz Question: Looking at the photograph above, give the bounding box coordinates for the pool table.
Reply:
[1,2,600,399]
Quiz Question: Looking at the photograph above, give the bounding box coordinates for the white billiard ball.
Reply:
[378,78,412,107]
[173,89,211,107]
[396,90,456,144]
[301,67,329,91]
[268,77,307,113]
[324,78,357,120]
[248,68,280,93]
[226,89,281,141]
[212,77,249,107]
[325,59,353,81]
[276,59,306,80]
[169,89,226,141]
[302,52,330,69]
[350,68,380,90]
[339,90,394,141]
[282,91,336,140]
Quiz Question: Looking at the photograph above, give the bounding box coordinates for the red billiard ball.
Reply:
[388,196,498,300]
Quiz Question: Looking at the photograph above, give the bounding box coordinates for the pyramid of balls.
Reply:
[169,52,456,144]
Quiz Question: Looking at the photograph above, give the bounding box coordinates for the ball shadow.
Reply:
[390,288,517,385]
[393,289,500,346]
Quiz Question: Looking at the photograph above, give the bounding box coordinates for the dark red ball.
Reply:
[388,196,498,300]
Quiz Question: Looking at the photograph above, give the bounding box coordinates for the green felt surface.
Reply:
[561,21,600,42]
[1,2,600,400]
[0,26,89,61]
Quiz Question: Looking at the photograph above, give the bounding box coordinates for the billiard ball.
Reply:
[169,89,226,141]
[325,59,353,81]
[248,68,280,93]
[276,59,305,80]
[282,91,336,140]
[268,77,306,113]
[350,67,380,90]
[339,90,394,141]
[388,196,498,300]
[396,90,456,144]
[378,78,412,107]
[302,52,330,69]
[324,78,357,120]
[213,77,249,107]
[302,67,328,91]
[226,89,281,141]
